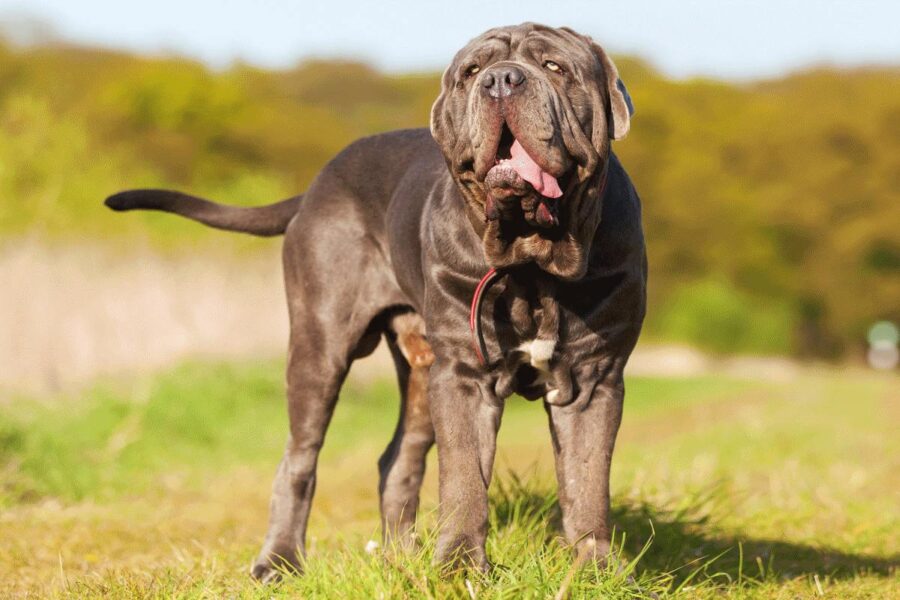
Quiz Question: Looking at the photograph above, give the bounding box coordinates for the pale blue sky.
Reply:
[1,0,898,79]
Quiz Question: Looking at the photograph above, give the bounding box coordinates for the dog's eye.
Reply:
[543,60,564,74]
[464,64,481,78]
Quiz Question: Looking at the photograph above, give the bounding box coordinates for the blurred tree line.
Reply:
[0,39,897,359]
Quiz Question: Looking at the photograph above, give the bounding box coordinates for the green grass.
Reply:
[1,360,897,598]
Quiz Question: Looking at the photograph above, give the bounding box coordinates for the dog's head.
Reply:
[431,23,633,279]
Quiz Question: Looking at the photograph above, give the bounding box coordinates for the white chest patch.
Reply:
[517,338,556,376]
[516,338,560,404]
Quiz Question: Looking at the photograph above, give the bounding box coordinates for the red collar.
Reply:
[469,267,503,365]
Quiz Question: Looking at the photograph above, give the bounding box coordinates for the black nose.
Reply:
[481,65,526,99]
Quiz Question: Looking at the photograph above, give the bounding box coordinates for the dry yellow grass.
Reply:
[0,239,287,394]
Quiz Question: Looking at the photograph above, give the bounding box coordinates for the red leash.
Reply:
[468,166,610,366]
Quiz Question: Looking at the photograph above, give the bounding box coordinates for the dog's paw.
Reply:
[250,551,302,584]
[250,561,284,584]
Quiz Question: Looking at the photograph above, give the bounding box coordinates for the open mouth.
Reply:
[488,122,564,200]
[496,123,515,161]
[481,122,574,228]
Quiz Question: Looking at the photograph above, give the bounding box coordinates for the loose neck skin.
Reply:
[451,153,611,282]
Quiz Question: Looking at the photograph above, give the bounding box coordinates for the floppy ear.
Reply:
[590,41,634,140]
[430,63,457,155]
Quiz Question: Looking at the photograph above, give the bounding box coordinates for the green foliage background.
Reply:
[1,39,897,358]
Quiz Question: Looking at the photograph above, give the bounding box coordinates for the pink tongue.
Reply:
[502,139,563,198]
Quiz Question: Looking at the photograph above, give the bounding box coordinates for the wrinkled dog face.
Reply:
[431,23,633,279]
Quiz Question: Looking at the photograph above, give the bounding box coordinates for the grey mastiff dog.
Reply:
[106,23,646,581]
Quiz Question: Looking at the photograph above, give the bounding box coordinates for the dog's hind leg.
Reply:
[251,321,381,583]
[377,312,435,551]
[251,213,399,583]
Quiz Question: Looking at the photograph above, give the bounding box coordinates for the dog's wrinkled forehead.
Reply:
[448,24,596,78]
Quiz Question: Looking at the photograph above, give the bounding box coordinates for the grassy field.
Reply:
[1,358,897,598]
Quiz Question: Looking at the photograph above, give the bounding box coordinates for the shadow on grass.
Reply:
[489,476,898,584]
[609,501,898,583]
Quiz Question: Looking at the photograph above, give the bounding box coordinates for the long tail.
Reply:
[104,189,302,237]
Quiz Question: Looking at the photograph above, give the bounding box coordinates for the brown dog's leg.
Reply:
[378,314,435,550]
[545,371,624,564]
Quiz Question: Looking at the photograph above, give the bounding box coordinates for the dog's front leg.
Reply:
[428,356,502,571]
[545,370,625,564]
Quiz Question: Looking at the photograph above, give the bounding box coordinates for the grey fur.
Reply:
[105,22,646,580]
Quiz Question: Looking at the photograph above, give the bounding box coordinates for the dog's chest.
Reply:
[491,275,577,404]
[513,338,561,400]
